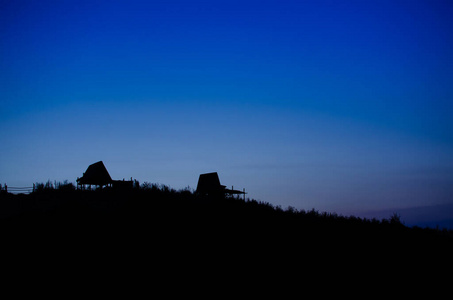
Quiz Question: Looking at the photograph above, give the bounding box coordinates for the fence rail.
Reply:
[1,184,35,194]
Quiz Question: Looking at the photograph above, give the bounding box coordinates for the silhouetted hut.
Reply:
[196,172,245,197]
[77,161,113,188]
[77,161,135,190]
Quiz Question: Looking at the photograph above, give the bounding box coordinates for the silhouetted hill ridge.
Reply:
[2,186,453,279]
[1,186,451,250]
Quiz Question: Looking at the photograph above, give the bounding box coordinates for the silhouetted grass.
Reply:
[1,181,451,267]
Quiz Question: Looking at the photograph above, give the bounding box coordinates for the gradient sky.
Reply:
[1,0,452,228]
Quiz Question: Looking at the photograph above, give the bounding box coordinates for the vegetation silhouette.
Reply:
[1,182,451,238]
[1,180,452,275]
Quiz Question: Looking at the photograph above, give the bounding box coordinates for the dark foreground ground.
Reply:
[1,188,452,288]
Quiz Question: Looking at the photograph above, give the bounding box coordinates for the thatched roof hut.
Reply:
[77,161,112,187]
[196,172,245,196]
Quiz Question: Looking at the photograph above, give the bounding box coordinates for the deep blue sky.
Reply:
[1,0,452,228]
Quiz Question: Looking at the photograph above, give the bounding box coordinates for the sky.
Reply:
[1,0,452,228]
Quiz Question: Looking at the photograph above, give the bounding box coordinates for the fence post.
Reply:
[5,184,7,193]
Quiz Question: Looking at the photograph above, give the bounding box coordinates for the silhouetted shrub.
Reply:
[34,182,45,192]
[390,212,403,226]
[307,208,319,217]
[45,180,53,190]
[286,206,297,214]
[141,181,159,191]
[57,180,75,191]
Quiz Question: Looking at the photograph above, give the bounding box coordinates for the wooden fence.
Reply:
[1,184,35,194]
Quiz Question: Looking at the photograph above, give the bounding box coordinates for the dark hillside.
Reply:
[1,185,452,275]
